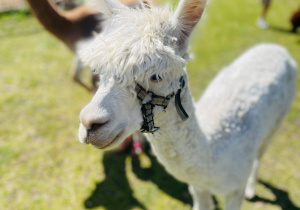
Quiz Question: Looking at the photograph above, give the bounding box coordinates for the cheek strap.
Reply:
[175,76,189,121]
[135,76,189,134]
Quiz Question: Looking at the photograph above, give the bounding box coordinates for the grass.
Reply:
[0,0,299,209]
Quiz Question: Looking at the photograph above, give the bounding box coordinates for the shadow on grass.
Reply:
[269,25,300,36]
[84,149,146,210]
[0,9,30,17]
[247,180,300,210]
[84,142,193,210]
[83,142,298,210]
[131,143,193,205]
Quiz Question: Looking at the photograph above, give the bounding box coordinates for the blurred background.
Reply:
[0,0,299,209]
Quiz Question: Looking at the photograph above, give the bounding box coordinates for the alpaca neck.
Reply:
[27,0,77,50]
[145,83,207,181]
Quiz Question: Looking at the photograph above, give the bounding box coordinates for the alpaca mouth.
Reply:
[90,130,124,149]
[78,122,128,150]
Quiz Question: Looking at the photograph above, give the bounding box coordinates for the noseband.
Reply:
[135,76,189,134]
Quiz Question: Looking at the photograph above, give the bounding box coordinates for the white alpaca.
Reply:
[77,0,297,209]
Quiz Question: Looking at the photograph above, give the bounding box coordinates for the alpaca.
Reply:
[290,7,300,33]
[27,0,148,92]
[77,0,298,209]
[27,0,102,92]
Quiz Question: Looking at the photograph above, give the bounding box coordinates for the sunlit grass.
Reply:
[0,0,299,209]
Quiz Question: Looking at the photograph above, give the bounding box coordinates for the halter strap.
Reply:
[175,76,189,121]
[135,76,189,133]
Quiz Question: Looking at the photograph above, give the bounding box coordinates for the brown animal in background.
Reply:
[26,0,102,92]
[26,0,148,92]
[290,7,300,33]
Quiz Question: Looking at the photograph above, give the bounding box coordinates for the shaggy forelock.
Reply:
[79,4,188,88]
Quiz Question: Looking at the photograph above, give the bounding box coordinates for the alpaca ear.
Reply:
[174,0,206,43]
[90,0,126,17]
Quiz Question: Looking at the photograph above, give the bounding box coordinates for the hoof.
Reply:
[245,188,255,200]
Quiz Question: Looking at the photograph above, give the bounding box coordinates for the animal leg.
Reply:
[224,188,245,210]
[245,158,259,199]
[245,130,277,199]
[189,185,214,210]
[70,56,93,92]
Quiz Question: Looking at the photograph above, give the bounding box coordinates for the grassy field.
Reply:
[0,0,299,209]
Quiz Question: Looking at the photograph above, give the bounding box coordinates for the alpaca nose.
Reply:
[79,105,110,132]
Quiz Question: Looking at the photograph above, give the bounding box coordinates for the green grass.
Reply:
[0,0,299,209]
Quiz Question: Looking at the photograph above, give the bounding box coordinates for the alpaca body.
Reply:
[146,44,297,197]
[77,0,297,209]
[27,0,102,51]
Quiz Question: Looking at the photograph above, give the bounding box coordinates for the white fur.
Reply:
[77,0,297,209]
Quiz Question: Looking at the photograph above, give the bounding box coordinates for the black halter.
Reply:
[135,76,189,134]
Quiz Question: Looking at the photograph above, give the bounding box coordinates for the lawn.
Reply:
[0,0,299,209]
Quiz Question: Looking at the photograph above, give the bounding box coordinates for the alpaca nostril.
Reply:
[87,122,108,135]
[79,103,111,133]
[89,123,102,133]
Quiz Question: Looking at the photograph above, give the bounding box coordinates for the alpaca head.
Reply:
[78,0,206,149]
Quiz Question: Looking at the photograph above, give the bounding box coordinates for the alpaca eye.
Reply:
[150,74,162,82]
